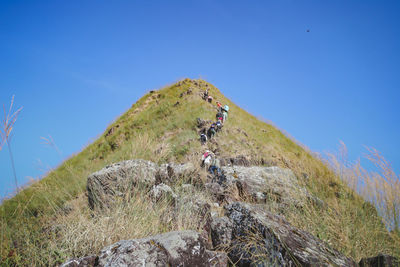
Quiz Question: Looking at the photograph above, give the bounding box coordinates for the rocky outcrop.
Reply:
[359,254,399,267]
[210,217,233,249]
[87,160,194,209]
[218,166,309,208]
[87,160,158,209]
[156,162,195,185]
[211,202,355,266]
[176,196,211,220]
[85,159,387,266]
[62,231,227,267]
[99,230,227,266]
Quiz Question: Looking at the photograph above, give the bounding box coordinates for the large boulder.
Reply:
[98,230,228,266]
[62,231,227,267]
[210,217,233,249]
[157,162,196,185]
[211,202,355,266]
[221,166,308,208]
[87,160,158,209]
[87,160,195,209]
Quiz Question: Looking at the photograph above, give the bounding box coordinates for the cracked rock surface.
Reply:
[62,231,227,267]
[87,160,194,210]
[221,166,309,207]
[211,202,356,267]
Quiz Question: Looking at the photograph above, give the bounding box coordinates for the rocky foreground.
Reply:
[62,159,398,266]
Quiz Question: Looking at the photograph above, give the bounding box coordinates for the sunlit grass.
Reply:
[1,79,398,265]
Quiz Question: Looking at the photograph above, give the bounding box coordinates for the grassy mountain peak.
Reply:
[1,79,398,265]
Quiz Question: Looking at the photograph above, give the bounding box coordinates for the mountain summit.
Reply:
[1,79,398,266]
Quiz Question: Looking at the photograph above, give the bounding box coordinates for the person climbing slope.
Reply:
[216,121,223,132]
[200,133,207,145]
[209,156,221,175]
[216,101,223,112]
[216,110,223,120]
[201,150,213,170]
[208,123,217,138]
[222,105,229,123]
[203,89,209,100]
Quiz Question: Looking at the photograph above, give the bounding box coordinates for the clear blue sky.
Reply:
[1,0,399,198]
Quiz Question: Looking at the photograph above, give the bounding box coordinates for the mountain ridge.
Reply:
[1,78,398,266]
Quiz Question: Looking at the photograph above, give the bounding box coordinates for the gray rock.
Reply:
[87,160,158,209]
[169,162,195,178]
[223,202,355,266]
[98,230,227,267]
[210,217,233,249]
[359,254,398,267]
[150,183,177,203]
[205,182,226,202]
[174,195,213,247]
[87,160,195,209]
[60,231,227,267]
[176,196,211,220]
[157,162,195,184]
[221,166,309,207]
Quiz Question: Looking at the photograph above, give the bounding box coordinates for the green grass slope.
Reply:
[1,79,399,265]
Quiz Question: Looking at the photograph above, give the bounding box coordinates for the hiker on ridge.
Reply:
[208,123,217,138]
[216,121,223,132]
[216,101,223,112]
[209,156,221,175]
[203,89,209,100]
[216,110,223,120]
[222,105,229,122]
[201,150,213,170]
[200,133,207,145]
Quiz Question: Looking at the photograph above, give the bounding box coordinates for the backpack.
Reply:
[223,105,229,112]
[216,112,223,118]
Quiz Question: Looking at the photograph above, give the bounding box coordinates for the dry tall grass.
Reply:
[1,95,23,192]
[326,142,400,233]
[52,193,201,258]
